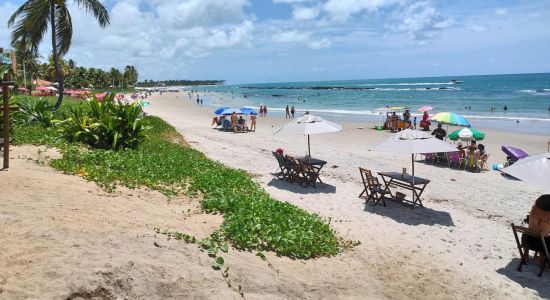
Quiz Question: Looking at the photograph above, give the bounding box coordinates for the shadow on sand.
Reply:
[364,200,455,227]
[267,178,337,194]
[497,259,550,298]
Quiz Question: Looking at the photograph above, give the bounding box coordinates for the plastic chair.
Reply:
[448,151,464,169]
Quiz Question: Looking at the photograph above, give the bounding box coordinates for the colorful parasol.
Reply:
[448,127,485,141]
[429,112,470,127]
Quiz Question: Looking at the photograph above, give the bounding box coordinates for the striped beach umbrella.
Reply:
[448,127,485,141]
[429,112,471,127]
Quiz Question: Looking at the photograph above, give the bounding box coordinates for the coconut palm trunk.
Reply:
[50,2,64,110]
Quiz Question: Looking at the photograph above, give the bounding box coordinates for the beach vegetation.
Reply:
[12,103,342,259]
[14,97,55,128]
[8,0,110,109]
[55,94,149,150]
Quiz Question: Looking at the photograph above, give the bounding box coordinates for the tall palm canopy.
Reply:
[8,0,110,109]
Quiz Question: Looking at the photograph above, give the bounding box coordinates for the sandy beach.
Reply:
[141,90,550,298]
[1,90,549,299]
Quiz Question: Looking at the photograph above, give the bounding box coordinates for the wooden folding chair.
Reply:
[272,152,289,180]
[511,223,550,277]
[359,167,390,206]
[285,156,306,186]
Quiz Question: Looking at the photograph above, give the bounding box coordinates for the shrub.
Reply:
[14,97,55,128]
[56,94,150,150]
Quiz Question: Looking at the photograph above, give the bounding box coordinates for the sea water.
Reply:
[195,73,550,135]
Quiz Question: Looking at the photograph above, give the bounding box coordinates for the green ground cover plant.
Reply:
[12,101,342,259]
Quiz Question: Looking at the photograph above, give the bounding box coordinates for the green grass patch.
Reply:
[13,113,342,259]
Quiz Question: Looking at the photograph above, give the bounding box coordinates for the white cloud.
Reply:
[467,22,488,32]
[272,30,312,43]
[308,37,332,49]
[393,1,453,41]
[322,0,402,22]
[292,5,320,20]
[495,8,507,16]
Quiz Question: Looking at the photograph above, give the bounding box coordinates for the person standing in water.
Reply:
[504,105,508,111]
[285,105,290,119]
[291,106,295,118]
[264,105,268,117]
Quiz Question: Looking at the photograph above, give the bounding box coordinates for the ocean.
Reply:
[195,73,550,135]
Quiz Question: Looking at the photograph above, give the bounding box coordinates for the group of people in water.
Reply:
[259,105,268,117]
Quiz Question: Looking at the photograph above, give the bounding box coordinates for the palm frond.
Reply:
[9,0,51,54]
[76,0,110,27]
[55,4,73,55]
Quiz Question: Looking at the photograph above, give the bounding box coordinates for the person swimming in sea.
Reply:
[504,105,508,111]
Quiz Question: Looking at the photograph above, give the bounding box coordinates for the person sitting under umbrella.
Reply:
[523,195,550,259]
[431,123,446,140]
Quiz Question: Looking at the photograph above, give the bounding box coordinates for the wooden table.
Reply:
[378,172,430,208]
[296,156,327,187]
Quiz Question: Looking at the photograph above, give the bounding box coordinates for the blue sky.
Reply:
[1,0,549,84]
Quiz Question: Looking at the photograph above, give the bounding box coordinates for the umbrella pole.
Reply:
[412,154,415,206]
[308,135,311,156]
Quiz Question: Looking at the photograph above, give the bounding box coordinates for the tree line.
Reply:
[137,79,225,87]
[12,42,139,90]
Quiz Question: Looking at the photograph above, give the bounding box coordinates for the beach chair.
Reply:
[477,153,490,171]
[359,168,390,206]
[285,156,307,186]
[511,223,550,277]
[272,152,289,180]
[423,153,437,164]
[447,151,464,169]
[222,119,231,131]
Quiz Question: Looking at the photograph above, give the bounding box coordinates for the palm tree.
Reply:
[12,39,39,90]
[8,0,110,110]
[123,65,138,88]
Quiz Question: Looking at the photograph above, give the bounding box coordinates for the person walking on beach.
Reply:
[196,95,199,106]
[285,105,290,118]
[264,105,268,117]
[250,114,257,132]
[200,98,203,107]
[291,106,295,118]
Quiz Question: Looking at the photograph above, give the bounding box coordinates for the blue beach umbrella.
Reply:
[220,108,243,115]
[239,107,258,115]
[214,106,230,115]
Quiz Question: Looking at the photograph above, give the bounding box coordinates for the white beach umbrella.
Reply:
[502,153,550,190]
[370,129,457,204]
[275,113,342,155]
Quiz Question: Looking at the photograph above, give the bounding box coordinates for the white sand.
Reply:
[142,91,550,299]
[1,90,549,299]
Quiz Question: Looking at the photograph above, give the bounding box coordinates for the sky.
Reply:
[0,0,549,84]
